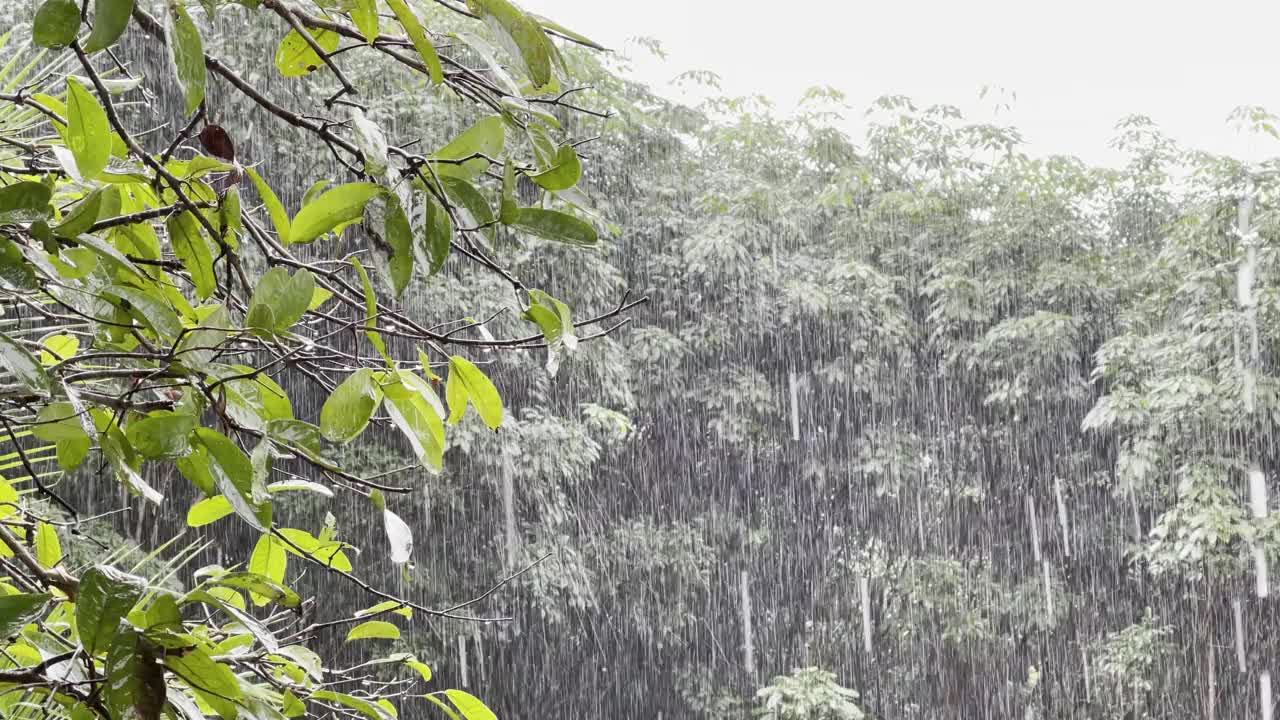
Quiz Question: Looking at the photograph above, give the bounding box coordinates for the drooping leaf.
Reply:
[466,0,555,92]
[351,257,390,362]
[77,565,146,656]
[445,355,503,429]
[384,390,445,473]
[35,523,62,569]
[385,196,414,298]
[319,368,382,443]
[33,0,80,49]
[440,176,496,241]
[64,77,111,180]
[345,620,401,642]
[83,0,136,53]
[0,238,35,290]
[384,0,443,84]
[194,428,266,531]
[421,192,452,275]
[509,207,597,245]
[0,182,53,224]
[104,285,183,340]
[104,626,166,720]
[248,534,287,607]
[351,108,389,177]
[198,124,235,162]
[0,331,51,392]
[274,27,340,77]
[0,593,52,637]
[312,690,395,720]
[246,167,290,243]
[290,182,383,244]
[349,0,379,42]
[168,211,216,299]
[383,508,412,564]
[167,4,206,116]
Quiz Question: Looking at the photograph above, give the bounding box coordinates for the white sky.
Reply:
[525,0,1280,167]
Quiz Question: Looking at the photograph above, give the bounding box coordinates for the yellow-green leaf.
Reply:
[345,620,400,642]
[385,0,444,84]
[290,182,383,244]
[274,27,340,77]
[64,77,111,179]
[445,356,503,429]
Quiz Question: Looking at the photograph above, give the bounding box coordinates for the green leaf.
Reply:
[529,12,606,50]
[509,207,597,245]
[194,428,267,532]
[431,116,506,180]
[33,0,80,48]
[311,690,394,720]
[500,158,518,223]
[351,257,390,363]
[246,167,290,244]
[168,211,216,299]
[248,267,314,333]
[384,390,445,473]
[446,690,497,720]
[0,331,51,392]
[77,565,146,656]
[529,144,582,191]
[0,593,52,637]
[345,620,401,642]
[440,176,496,241]
[104,285,183,340]
[405,659,433,682]
[0,182,53,224]
[421,192,452,276]
[385,0,444,84]
[104,627,167,720]
[165,644,241,715]
[466,0,555,92]
[64,77,111,180]
[351,109,389,177]
[385,196,414,298]
[248,534,287,607]
[35,522,62,569]
[350,0,379,42]
[355,600,412,619]
[0,238,35,290]
[186,495,233,527]
[207,572,300,609]
[276,528,352,571]
[445,355,503,429]
[54,186,118,239]
[74,232,146,282]
[290,182,383,244]
[319,368,383,443]
[126,410,197,458]
[169,4,206,116]
[274,27,340,77]
[83,0,136,53]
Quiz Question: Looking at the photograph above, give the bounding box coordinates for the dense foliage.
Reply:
[0,0,627,718]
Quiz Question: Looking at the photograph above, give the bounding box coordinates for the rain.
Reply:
[0,1,1278,719]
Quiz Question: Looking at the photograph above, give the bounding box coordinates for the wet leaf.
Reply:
[246,167,290,243]
[274,26,340,77]
[168,4,206,116]
[168,211,216,299]
[248,534,287,607]
[0,331,51,392]
[186,495,233,527]
[198,124,235,162]
[508,207,597,245]
[33,0,80,48]
[77,565,146,656]
[64,77,111,179]
[320,368,383,443]
[349,0,379,42]
[383,508,412,564]
[431,116,506,180]
[290,182,383,244]
[385,0,443,84]
[0,182,53,224]
[83,0,136,53]
[0,593,52,637]
[126,411,197,458]
[345,620,400,642]
[445,355,503,429]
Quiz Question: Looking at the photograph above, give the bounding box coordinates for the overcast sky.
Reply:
[524,0,1280,167]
